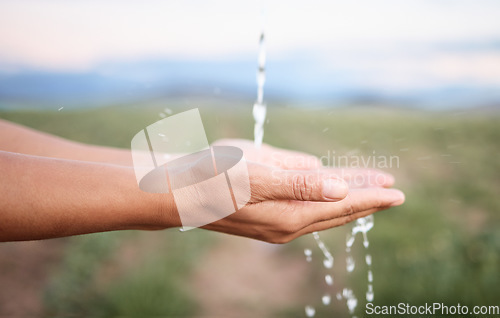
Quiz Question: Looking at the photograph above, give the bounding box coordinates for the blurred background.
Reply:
[0,0,498,317]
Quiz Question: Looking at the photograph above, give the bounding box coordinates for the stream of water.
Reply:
[250,11,374,317]
[252,18,267,149]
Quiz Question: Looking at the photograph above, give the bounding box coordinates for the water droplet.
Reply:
[304,248,312,262]
[362,232,369,248]
[322,127,329,133]
[347,295,358,314]
[342,288,349,298]
[322,294,331,305]
[305,305,315,317]
[346,255,355,272]
[368,270,373,283]
[346,232,355,248]
[336,292,342,300]
[58,107,64,111]
[158,133,165,137]
[365,254,372,266]
[323,257,333,269]
[164,108,173,115]
[325,274,333,286]
[366,284,374,302]
[342,288,358,314]
[159,112,166,118]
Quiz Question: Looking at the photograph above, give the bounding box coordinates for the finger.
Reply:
[250,165,349,202]
[296,187,405,225]
[321,167,395,188]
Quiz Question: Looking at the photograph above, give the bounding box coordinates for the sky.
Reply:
[0,0,499,106]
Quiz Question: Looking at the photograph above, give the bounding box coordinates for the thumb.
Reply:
[251,166,349,202]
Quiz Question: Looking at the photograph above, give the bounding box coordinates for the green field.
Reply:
[1,101,499,317]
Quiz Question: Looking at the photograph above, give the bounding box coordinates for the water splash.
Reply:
[352,215,374,236]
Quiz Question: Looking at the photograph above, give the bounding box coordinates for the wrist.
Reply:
[145,193,181,230]
[115,165,181,231]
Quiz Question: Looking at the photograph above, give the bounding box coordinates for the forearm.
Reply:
[0,151,179,241]
[0,119,132,165]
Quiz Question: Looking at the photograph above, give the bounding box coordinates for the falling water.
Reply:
[304,248,312,262]
[249,7,376,318]
[250,20,338,316]
[253,23,267,149]
[342,215,375,316]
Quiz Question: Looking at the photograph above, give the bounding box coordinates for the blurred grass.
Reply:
[1,102,499,317]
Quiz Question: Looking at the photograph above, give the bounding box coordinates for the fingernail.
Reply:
[389,190,405,206]
[322,178,349,200]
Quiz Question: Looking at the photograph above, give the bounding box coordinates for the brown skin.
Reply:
[0,119,404,243]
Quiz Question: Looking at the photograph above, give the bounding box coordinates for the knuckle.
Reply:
[292,174,314,201]
[340,196,355,217]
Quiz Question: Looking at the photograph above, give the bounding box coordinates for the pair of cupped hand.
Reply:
[201,139,405,243]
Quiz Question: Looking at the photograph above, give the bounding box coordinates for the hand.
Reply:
[212,138,322,170]
[212,138,395,188]
[202,163,405,243]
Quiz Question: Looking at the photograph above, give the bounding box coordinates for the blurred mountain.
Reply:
[0,58,499,110]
